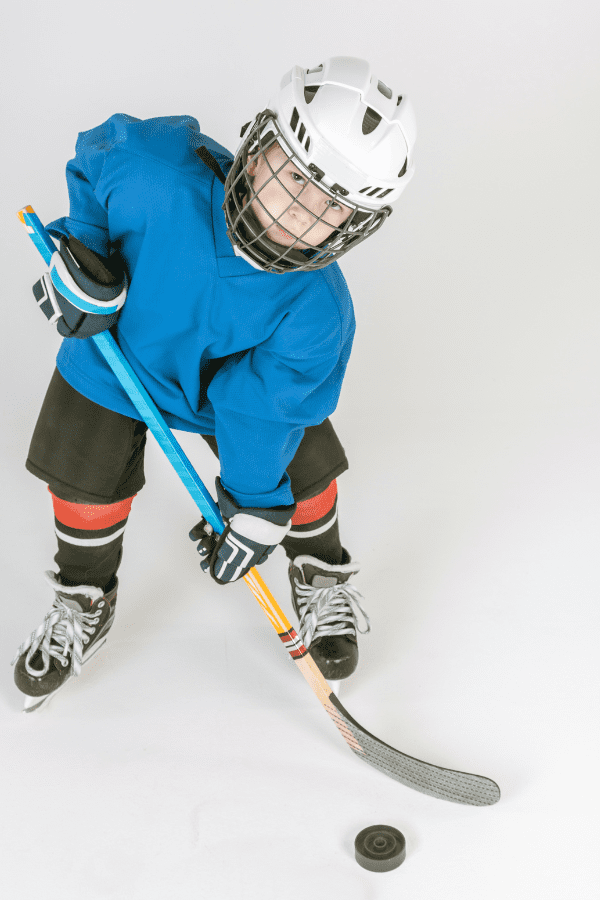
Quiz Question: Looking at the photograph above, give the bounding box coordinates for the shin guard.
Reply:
[281,480,343,565]
[49,490,135,590]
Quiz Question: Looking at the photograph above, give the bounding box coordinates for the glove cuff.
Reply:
[58,238,128,303]
[229,513,291,545]
[215,477,296,525]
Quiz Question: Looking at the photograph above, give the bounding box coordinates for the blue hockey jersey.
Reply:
[46,114,355,508]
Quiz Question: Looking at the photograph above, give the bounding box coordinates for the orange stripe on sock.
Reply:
[49,490,136,530]
[291,480,337,525]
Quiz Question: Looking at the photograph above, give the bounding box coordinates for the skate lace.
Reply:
[11,573,105,679]
[293,579,371,649]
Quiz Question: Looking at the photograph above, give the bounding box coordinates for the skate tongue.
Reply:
[56,592,94,613]
[44,572,103,611]
[311,574,338,588]
[295,558,355,589]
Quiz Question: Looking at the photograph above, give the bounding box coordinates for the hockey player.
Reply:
[12,57,416,711]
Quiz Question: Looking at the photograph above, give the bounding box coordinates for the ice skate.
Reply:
[288,551,370,690]
[12,571,118,712]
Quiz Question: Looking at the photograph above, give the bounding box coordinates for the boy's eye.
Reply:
[286,169,344,213]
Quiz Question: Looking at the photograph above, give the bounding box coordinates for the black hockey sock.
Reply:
[281,480,343,566]
[49,490,136,591]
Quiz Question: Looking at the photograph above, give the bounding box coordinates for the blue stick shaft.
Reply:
[18,207,224,534]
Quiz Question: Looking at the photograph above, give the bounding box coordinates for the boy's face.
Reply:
[246,143,353,248]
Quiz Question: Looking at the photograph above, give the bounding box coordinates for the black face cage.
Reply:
[222,110,392,274]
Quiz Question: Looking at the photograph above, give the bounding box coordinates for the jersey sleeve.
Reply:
[207,281,355,508]
[44,115,140,255]
[45,113,209,258]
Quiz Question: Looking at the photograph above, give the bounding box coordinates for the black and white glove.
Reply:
[33,235,127,338]
[189,478,295,585]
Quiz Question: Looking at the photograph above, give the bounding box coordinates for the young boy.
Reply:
[12,56,416,711]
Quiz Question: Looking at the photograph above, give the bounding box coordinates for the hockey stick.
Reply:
[18,206,500,806]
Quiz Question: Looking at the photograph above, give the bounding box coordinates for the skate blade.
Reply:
[23,692,54,713]
[328,679,343,697]
[21,634,108,713]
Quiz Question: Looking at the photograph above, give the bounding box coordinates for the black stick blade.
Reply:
[327,693,501,806]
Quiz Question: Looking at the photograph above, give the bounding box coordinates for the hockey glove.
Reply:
[32,235,127,338]
[189,478,295,585]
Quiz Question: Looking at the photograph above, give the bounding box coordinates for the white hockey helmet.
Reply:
[223,56,417,274]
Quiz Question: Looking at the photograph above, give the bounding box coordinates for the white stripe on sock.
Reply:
[54,525,126,547]
[288,508,338,539]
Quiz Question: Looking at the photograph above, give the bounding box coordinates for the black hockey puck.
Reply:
[354,824,406,872]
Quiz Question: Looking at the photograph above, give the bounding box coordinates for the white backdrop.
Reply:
[1,2,599,898]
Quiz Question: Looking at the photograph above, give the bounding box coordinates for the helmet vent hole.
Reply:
[360,185,394,198]
[377,80,392,100]
[398,159,407,178]
[362,107,382,135]
[290,107,310,147]
[397,95,403,106]
[304,85,320,104]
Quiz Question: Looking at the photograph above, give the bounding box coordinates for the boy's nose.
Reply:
[289,196,319,225]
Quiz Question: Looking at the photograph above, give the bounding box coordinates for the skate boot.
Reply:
[12,571,118,712]
[288,550,370,685]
